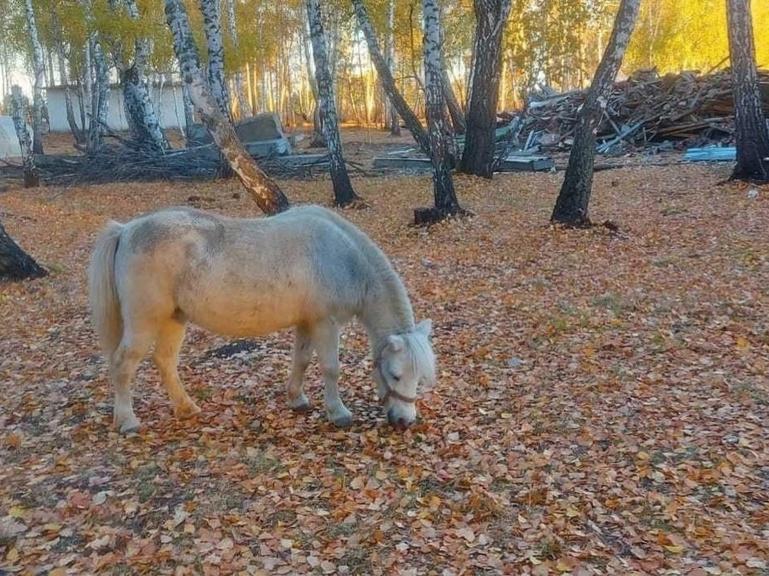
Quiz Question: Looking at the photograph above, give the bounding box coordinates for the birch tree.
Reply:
[301,3,326,147]
[111,0,170,153]
[384,0,400,135]
[414,0,464,225]
[165,0,289,214]
[199,0,232,119]
[23,0,45,154]
[459,0,511,178]
[225,0,251,118]
[11,86,39,188]
[726,0,769,181]
[50,9,85,145]
[306,0,362,207]
[352,0,431,155]
[551,0,641,227]
[87,38,110,154]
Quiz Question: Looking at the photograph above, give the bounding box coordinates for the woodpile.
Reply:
[517,69,769,153]
[1,145,332,186]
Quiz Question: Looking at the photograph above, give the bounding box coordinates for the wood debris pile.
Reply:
[517,69,769,154]
[1,145,331,187]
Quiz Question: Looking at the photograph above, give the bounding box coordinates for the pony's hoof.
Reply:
[175,402,202,419]
[289,394,311,412]
[117,417,141,435]
[331,413,353,428]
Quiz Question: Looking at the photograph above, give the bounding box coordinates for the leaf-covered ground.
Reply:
[1,164,768,575]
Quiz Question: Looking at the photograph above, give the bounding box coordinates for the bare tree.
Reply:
[165,0,290,214]
[199,0,231,119]
[726,0,769,181]
[23,0,45,154]
[0,219,46,281]
[551,0,641,227]
[10,86,39,188]
[414,0,464,225]
[306,0,363,207]
[352,0,430,155]
[459,0,511,178]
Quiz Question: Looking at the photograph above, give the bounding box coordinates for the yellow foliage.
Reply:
[626,0,769,73]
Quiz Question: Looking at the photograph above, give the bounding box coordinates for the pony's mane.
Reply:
[404,331,436,390]
[303,206,415,333]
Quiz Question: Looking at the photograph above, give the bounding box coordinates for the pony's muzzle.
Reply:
[387,407,414,429]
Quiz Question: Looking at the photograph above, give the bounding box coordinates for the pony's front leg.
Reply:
[287,327,312,411]
[312,320,352,428]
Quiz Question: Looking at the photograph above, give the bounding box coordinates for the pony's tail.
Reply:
[88,221,124,360]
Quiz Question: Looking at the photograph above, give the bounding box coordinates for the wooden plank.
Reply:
[373,157,432,170]
[373,154,555,172]
[683,147,736,162]
[498,155,554,172]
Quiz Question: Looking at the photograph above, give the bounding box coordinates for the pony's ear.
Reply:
[416,319,432,338]
[387,334,405,352]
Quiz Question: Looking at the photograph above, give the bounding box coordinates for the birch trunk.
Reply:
[182,82,195,139]
[199,0,232,120]
[225,0,250,118]
[302,12,326,147]
[52,11,85,145]
[459,0,511,178]
[0,219,46,281]
[114,0,170,153]
[10,86,39,188]
[385,0,401,135]
[415,0,463,224]
[165,0,289,215]
[726,0,769,181]
[352,0,430,155]
[306,0,362,207]
[551,0,641,226]
[23,0,46,155]
[438,8,465,135]
[87,38,110,154]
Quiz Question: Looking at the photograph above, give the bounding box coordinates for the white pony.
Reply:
[88,205,435,434]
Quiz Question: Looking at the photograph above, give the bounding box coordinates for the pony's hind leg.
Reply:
[111,328,155,434]
[287,327,313,411]
[312,320,352,427]
[153,320,200,419]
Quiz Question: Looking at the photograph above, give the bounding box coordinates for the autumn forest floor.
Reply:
[0,139,768,575]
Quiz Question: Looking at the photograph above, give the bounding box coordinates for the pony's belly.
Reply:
[179,292,306,338]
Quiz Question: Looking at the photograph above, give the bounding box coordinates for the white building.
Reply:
[0,116,23,159]
[46,83,187,133]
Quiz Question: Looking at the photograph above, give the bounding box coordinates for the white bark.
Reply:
[112,0,170,152]
[385,0,400,135]
[88,38,110,154]
[199,0,231,119]
[421,0,461,217]
[306,0,360,206]
[23,0,45,154]
[10,86,39,188]
[225,0,250,117]
[165,0,289,214]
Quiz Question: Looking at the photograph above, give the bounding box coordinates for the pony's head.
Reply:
[374,319,436,428]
